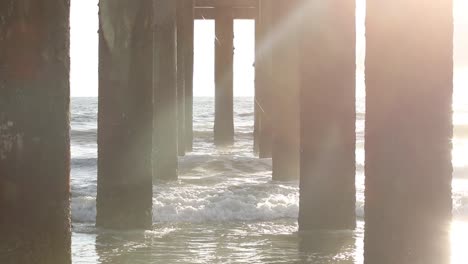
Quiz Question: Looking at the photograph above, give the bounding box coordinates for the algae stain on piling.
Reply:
[0,120,23,160]
[0,120,22,204]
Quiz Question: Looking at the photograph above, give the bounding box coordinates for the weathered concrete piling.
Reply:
[177,0,187,157]
[153,0,179,181]
[253,3,262,155]
[214,7,235,146]
[298,0,356,230]
[254,107,260,154]
[0,0,72,262]
[184,0,195,152]
[270,0,300,181]
[254,0,273,158]
[97,0,154,229]
[364,0,453,263]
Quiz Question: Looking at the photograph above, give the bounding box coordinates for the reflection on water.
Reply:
[298,229,358,263]
[72,221,468,263]
[74,221,358,264]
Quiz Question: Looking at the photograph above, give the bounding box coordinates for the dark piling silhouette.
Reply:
[0,0,72,262]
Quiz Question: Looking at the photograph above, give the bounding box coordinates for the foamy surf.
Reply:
[70,97,468,225]
[70,176,468,224]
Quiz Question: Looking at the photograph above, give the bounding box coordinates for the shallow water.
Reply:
[71,97,468,263]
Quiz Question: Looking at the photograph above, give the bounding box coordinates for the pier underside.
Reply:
[0,0,455,263]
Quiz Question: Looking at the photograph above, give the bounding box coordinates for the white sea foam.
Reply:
[72,196,96,223]
[70,97,468,224]
[152,182,299,223]
[70,191,468,224]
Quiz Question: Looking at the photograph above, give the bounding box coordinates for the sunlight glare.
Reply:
[451,221,468,264]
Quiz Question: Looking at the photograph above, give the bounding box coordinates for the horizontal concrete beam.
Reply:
[195,0,257,8]
[194,7,257,19]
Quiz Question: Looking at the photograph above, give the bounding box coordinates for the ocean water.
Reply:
[71,97,468,264]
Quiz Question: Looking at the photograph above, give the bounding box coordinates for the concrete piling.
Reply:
[0,0,72,262]
[364,0,453,262]
[214,7,235,146]
[254,0,273,158]
[270,0,300,181]
[177,0,187,157]
[97,0,154,229]
[184,0,195,152]
[153,0,179,181]
[298,0,357,230]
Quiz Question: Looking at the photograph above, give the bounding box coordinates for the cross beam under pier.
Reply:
[194,7,257,20]
[195,0,257,8]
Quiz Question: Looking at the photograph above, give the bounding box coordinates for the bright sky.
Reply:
[70,0,468,97]
[193,20,255,97]
[70,0,255,97]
